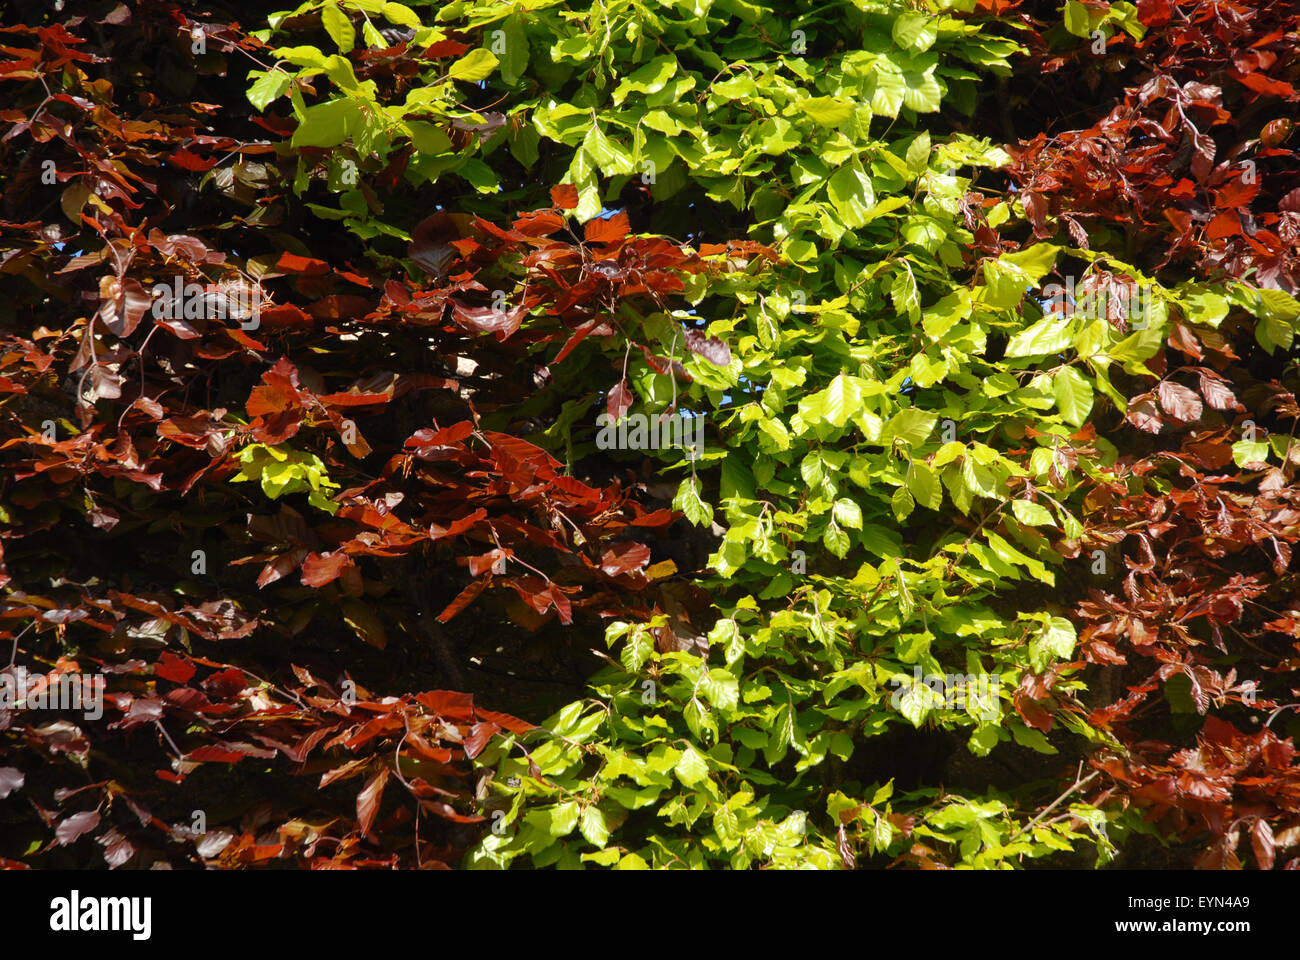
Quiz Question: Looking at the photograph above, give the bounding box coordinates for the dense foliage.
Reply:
[0,0,1296,870]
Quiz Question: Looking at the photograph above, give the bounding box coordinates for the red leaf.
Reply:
[601,542,651,577]
[1136,0,1170,26]
[301,552,356,587]
[584,212,629,246]
[196,828,236,859]
[55,810,101,845]
[1215,179,1259,210]
[423,39,471,58]
[384,279,410,305]
[99,829,135,868]
[1232,71,1295,98]
[1253,818,1276,870]
[1198,371,1239,411]
[258,304,314,329]
[169,148,216,171]
[685,329,731,367]
[0,766,24,799]
[415,690,477,720]
[551,184,579,209]
[98,276,150,337]
[514,210,565,237]
[1261,119,1295,149]
[1014,693,1054,732]
[154,652,195,684]
[189,745,247,764]
[406,421,474,448]
[429,508,487,541]
[1205,210,1241,240]
[307,295,373,321]
[450,300,526,338]
[1022,190,1049,237]
[1156,381,1203,422]
[1189,130,1216,183]
[247,360,304,417]
[1167,322,1203,359]
[436,579,487,622]
[257,549,307,588]
[541,584,573,625]
[1126,395,1163,434]
[475,707,534,735]
[607,380,632,420]
[419,801,484,823]
[468,548,510,576]
[356,766,390,838]
[463,721,500,759]
[409,211,465,278]
[553,317,610,364]
[275,252,331,275]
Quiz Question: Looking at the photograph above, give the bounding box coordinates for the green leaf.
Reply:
[362,19,387,49]
[546,800,580,836]
[449,49,499,82]
[582,123,633,175]
[684,698,718,742]
[712,616,743,660]
[247,69,293,111]
[620,626,654,673]
[832,498,863,529]
[1005,315,1073,358]
[800,96,855,126]
[1232,439,1269,468]
[700,669,739,712]
[613,56,677,105]
[1052,367,1093,427]
[496,12,529,85]
[827,163,875,229]
[752,117,801,155]
[382,2,423,28]
[321,3,356,53]
[922,289,972,339]
[905,131,932,176]
[1040,617,1076,659]
[674,477,714,527]
[906,462,943,510]
[1257,314,1294,354]
[824,520,851,558]
[804,373,863,429]
[890,266,920,321]
[892,13,938,52]
[580,806,609,846]
[1012,724,1058,754]
[885,407,937,447]
[969,725,1000,757]
[901,64,943,113]
[1064,0,1099,37]
[898,683,930,727]
[1181,286,1229,327]
[1001,244,1061,282]
[891,485,915,521]
[1011,499,1054,526]
[291,98,356,148]
[406,120,451,155]
[675,746,710,786]
[867,61,906,117]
